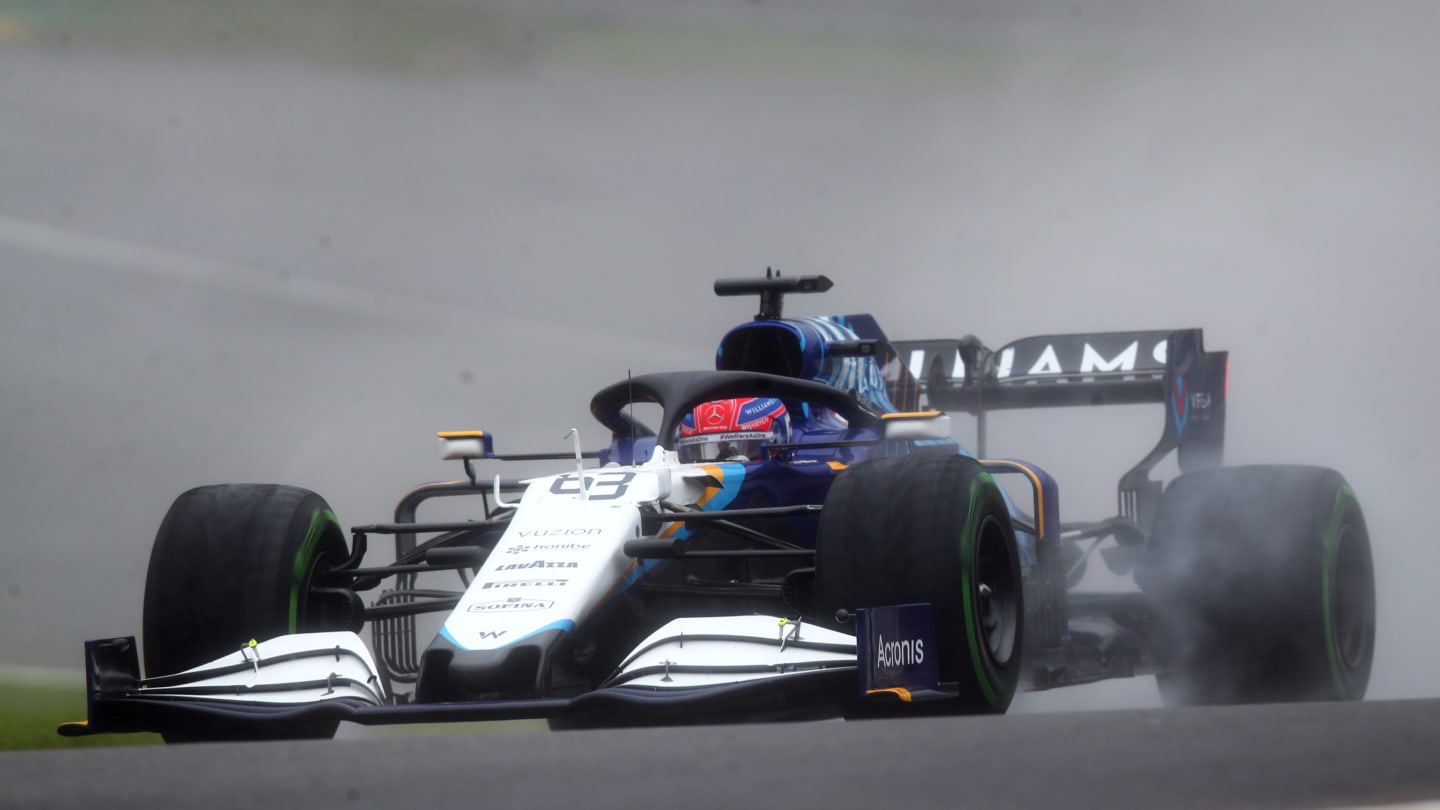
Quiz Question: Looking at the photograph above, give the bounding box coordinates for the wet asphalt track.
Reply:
[5,699,1440,810]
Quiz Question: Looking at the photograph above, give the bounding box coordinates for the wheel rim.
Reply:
[1331,525,1373,671]
[974,515,1019,666]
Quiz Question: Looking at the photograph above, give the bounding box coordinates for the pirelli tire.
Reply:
[142,484,355,741]
[816,453,1024,715]
[1140,465,1375,706]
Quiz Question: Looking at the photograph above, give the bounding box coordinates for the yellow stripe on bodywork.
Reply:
[437,430,486,438]
[978,459,1045,539]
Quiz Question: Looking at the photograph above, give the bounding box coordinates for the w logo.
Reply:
[476,630,507,640]
[1172,378,1189,436]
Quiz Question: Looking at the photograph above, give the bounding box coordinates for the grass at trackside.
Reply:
[0,0,521,74]
[0,679,162,750]
[0,675,542,748]
[0,0,1124,88]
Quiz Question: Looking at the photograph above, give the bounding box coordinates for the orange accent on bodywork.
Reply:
[437,430,486,438]
[978,459,1045,538]
[880,410,943,420]
[695,465,727,505]
[657,465,729,539]
[866,687,913,702]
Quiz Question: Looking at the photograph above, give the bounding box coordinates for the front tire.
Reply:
[1140,465,1375,706]
[142,484,354,741]
[816,454,1023,714]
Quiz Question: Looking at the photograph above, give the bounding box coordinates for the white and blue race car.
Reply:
[63,273,1376,741]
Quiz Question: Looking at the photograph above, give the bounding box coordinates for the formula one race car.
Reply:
[62,272,1376,742]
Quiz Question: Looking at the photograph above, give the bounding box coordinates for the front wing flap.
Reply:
[61,634,857,737]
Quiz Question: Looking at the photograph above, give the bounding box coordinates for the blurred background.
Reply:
[2,0,1437,716]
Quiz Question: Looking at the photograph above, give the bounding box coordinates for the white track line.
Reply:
[0,212,435,322]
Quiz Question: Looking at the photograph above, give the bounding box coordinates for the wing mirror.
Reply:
[881,411,951,441]
[437,430,495,460]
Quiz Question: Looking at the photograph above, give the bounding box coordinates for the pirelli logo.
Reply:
[481,578,568,589]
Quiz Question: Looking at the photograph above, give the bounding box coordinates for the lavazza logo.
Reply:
[496,560,579,571]
[875,634,925,668]
[468,597,554,613]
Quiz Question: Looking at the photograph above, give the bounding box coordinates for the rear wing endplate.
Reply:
[891,328,1228,526]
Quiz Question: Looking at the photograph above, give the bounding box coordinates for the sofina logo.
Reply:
[467,597,554,613]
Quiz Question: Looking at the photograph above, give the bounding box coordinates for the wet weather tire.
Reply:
[1140,465,1375,706]
[142,484,352,741]
[816,454,1023,714]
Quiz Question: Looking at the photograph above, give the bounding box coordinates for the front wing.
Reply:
[61,608,943,737]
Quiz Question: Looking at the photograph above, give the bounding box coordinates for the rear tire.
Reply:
[816,454,1023,714]
[1140,465,1375,706]
[142,484,354,741]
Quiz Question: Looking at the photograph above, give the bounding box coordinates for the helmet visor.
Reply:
[675,431,769,463]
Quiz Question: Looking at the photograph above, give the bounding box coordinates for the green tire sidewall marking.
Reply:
[959,471,1002,708]
[289,508,338,633]
[1321,485,1354,699]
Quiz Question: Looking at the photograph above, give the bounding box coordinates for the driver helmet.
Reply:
[675,397,789,463]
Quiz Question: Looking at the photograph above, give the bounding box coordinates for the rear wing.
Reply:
[890,329,1228,526]
[896,330,1174,410]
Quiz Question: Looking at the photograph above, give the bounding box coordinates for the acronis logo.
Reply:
[874,634,925,667]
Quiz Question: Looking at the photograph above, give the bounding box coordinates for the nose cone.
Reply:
[415,628,568,701]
